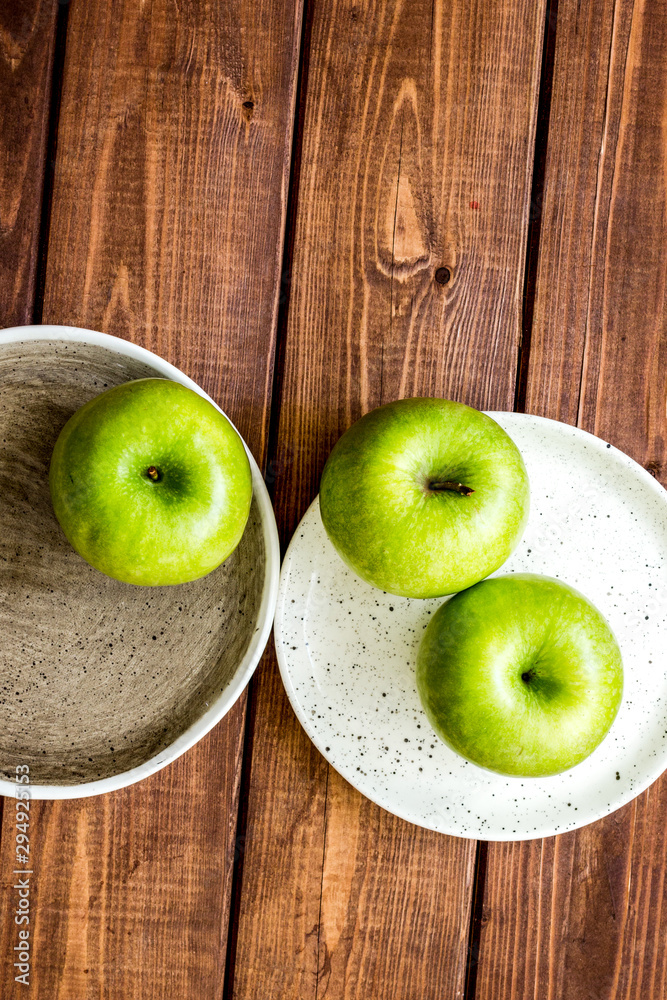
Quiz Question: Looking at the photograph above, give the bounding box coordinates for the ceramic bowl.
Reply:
[0,325,279,799]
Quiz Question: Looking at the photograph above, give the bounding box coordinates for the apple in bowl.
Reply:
[49,378,252,586]
[416,573,624,777]
[319,398,529,598]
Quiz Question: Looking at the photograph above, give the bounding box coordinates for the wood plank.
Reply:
[233,0,548,997]
[0,0,302,995]
[476,1,667,997]
[0,0,58,327]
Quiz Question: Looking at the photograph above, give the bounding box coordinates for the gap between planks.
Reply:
[221,1,313,996]
[515,0,560,415]
[32,0,70,326]
[465,0,561,995]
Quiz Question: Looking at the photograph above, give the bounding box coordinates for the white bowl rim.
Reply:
[0,324,280,799]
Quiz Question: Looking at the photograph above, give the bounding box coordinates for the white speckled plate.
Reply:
[274,413,667,841]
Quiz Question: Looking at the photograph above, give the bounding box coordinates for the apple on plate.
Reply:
[49,378,252,586]
[319,398,529,598]
[416,573,623,777]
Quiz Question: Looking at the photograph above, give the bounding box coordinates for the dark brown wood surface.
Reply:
[476,0,667,997]
[1,0,667,996]
[0,0,58,327]
[232,0,546,997]
[0,0,303,996]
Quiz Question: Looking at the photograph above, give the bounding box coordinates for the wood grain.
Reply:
[476,0,667,997]
[0,0,302,995]
[0,0,58,327]
[233,0,547,997]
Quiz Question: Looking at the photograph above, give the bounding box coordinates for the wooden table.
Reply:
[1,0,665,996]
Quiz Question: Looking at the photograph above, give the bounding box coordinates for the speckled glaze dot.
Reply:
[274,413,667,841]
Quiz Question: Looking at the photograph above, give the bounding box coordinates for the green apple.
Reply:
[319,398,529,598]
[417,574,623,777]
[49,378,252,585]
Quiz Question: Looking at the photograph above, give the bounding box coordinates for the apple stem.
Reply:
[146,466,161,482]
[429,481,475,497]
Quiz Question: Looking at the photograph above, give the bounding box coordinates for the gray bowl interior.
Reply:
[0,340,265,785]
